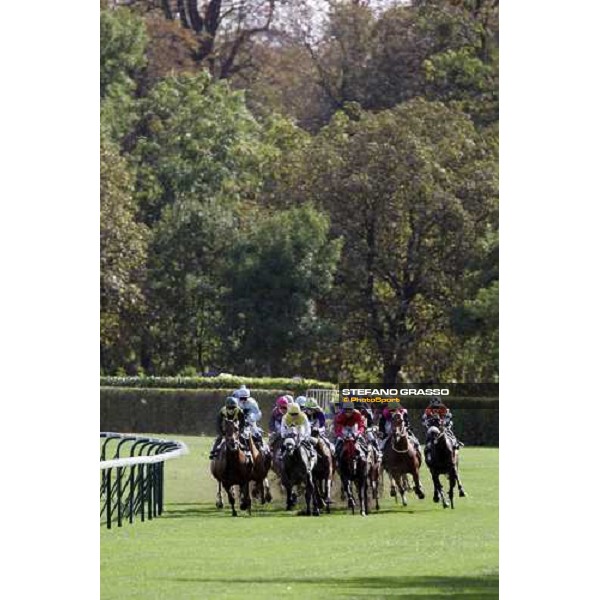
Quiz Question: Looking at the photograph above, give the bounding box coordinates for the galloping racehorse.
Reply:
[382,413,426,506]
[338,427,372,516]
[311,426,334,514]
[210,419,253,516]
[365,426,383,511]
[248,433,273,505]
[281,428,320,516]
[425,418,465,509]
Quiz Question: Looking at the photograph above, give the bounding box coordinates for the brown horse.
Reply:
[311,428,334,513]
[366,428,382,511]
[248,435,273,505]
[425,421,465,509]
[338,430,372,516]
[382,414,426,506]
[210,419,253,516]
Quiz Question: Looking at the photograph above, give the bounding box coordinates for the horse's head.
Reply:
[224,418,240,450]
[282,428,299,458]
[342,427,358,459]
[392,412,406,434]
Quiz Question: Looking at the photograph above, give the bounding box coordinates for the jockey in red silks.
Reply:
[333,402,367,461]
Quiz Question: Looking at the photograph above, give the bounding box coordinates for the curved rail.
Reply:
[100,432,189,529]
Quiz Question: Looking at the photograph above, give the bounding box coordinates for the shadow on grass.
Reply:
[163,502,444,519]
[165,574,498,599]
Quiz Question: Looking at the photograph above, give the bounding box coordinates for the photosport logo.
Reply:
[338,383,499,407]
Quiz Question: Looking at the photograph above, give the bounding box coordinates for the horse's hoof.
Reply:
[216,501,223,509]
[433,496,440,503]
[459,490,466,497]
[326,505,331,514]
[312,509,320,516]
[265,492,273,503]
[390,489,396,497]
[361,511,366,517]
[232,511,237,517]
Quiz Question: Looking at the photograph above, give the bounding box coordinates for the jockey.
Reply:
[295,396,307,411]
[422,397,462,461]
[235,386,264,448]
[304,398,335,454]
[333,402,367,462]
[209,396,246,458]
[281,402,311,439]
[379,403,421,453]
[269,396,289,435]
[280,402,316,458]
[357,403,381,457]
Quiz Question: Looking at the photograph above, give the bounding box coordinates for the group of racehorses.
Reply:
[209,412,465,517]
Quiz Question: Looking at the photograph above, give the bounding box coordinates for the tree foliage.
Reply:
[279,100,498,383]
[99,1,499,382]
[100,134,149,371]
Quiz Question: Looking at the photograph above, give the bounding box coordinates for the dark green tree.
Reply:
[283,100,498,384]
[221,204,342,375]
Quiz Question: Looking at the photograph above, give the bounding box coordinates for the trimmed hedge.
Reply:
[100,387,498,445]
[100,375,335,395]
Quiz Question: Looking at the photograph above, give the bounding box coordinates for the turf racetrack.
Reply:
[101,435,498,599]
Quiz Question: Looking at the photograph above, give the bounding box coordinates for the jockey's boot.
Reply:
[209,436,222,459]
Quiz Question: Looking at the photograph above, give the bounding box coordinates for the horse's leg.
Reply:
[389,472,397,498]
[430,470,440,503]
[264,477,273,503]
[315,479,325,510]
[216,481,224,509]
[284,481,294,511]
[342,476,355,514]
[310,476,321,517]
[398,472,408,507]
[241,481,252,514]
[226,485,237,517]
[456,458,466,497]
[449,469,456,509]
[325,476,333,514]
[412,461,426,500]
[303,474,312,516]
[433,472,448,508]
[363,470,370,516]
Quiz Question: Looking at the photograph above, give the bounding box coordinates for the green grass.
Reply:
[101,436,498,599]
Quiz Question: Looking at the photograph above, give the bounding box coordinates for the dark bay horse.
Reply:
[311,427,334,514]
[425,420,466,509]
[248,434,273,505]
[210,419,253,516]
[338,429,371,516]
[270,433,285,480]
[382,413,426,506]
[366,427,382,511]
[281,428,320,516]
